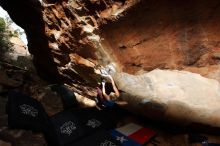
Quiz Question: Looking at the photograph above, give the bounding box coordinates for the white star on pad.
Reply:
[116,136,127,143]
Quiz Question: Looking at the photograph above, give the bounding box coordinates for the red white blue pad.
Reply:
[110,123,156,146]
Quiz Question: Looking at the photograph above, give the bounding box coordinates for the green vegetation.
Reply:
[5,16,24,38]
[0,17,13,57]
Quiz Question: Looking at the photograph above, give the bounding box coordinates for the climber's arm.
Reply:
[102,81,111,101]
[101,75,120,101]
[108,75,120,98]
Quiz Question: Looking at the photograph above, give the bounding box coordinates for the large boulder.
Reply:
[114,69,220,128]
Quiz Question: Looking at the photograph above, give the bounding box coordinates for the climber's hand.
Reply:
[101,73,109,77]
[100,69,109,76]
[101,79,106,85]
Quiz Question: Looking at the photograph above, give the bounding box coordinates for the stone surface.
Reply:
[114,69,220,128]
[0,140,11,146]
[1,0,220,130]
[0,70,22,87]
[101,0,220,74]
[8,37,29,59]
[184,65,220,82]
[0,86,2,93]
[1,0,220,98]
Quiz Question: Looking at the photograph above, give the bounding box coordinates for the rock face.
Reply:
[0,0,142,98]
[101,0,220,74]
[1,0,220,87]
[1,0,220,128]
[114,69,220,128]
[0,140,11,146]
[9,37,29,58]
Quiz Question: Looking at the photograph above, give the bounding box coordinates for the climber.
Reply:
[95,68,120,107]
[101,74,120,101]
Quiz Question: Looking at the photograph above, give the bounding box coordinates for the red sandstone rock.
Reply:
[1,0,220,128]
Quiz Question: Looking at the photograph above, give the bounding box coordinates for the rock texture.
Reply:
[0,0,141,98]
[0,70,22,87]
[1,0,220,90]
[101,0,220,73]
[0,140,11,146]
[1,0,220,128]
[9,37,29,58]
[114,69,220,128]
